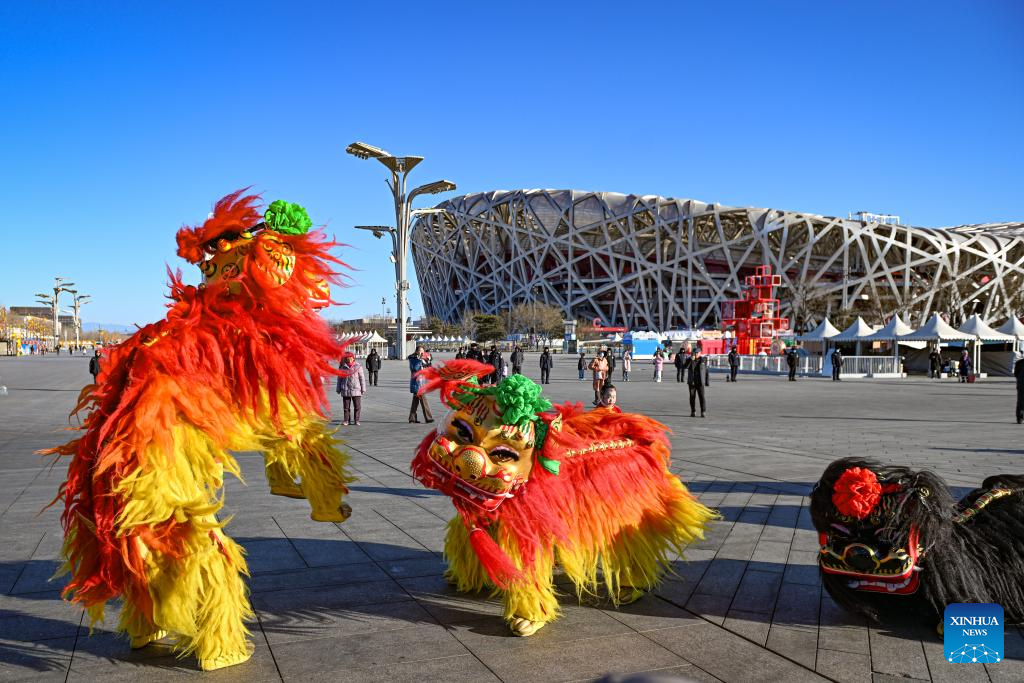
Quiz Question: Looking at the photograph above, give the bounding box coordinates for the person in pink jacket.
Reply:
[336,353,367,425]
[652,350,665,382]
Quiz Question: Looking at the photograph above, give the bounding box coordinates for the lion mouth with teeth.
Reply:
[811,457,1024,627]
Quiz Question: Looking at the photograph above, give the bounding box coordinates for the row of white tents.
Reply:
[799,313,1024,374]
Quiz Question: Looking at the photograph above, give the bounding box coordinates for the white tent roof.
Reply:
[898,313,975,341]
[957,314,1015,341]
[797,318,841,341]
[832,317,879,342]
[996,317,1024,341]
[863,314,916,341]
[364,331,387,343]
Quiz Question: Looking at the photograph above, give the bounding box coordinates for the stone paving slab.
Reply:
[1,353,1023,681]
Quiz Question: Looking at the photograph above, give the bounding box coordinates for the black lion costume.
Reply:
[810,457,1024,627]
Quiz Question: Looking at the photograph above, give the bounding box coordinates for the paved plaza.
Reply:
[1,353,1023,682]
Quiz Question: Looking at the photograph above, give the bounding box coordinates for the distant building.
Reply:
[411,190,1024,331]
[10,306,75,328]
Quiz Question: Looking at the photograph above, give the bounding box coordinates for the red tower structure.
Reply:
[720,265,790,355]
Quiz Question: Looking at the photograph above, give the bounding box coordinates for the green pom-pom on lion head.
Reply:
[495,374,552,429]
[265,199,313,235]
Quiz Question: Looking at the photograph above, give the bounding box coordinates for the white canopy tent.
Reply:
[956,315,1015,375]
[897,314,975,342]
[797,318,841,343]
[862,314,918,357]
[831,317,879,355]
[997,317,1024,351]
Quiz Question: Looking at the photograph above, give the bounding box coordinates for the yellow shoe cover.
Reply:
[509,616,546,637]
[270,483,306,499]
[311,502,352,523]
[199,641,255,671]
[129,630,168,649]
[616,586,644,605]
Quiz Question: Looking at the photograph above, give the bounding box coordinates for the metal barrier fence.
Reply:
[706,354,822,376]
[706,354,902,377]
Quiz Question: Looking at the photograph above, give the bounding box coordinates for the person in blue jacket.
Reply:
[408,345,434,423]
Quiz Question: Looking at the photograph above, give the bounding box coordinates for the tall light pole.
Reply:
[346,141,455,359]
[35,277,75,350]
[65,291,91,350]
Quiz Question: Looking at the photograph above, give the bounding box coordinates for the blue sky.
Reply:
[1,1,1021,327]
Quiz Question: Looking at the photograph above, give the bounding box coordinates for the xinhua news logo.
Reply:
[944,603,1003,663]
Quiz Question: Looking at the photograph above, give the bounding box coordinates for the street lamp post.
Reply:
[35,277,75,350]
[346,141,455,359]
[65,291,91,350]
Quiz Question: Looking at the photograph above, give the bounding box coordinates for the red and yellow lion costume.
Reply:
[411,360,716,636]
[44,190,354,670]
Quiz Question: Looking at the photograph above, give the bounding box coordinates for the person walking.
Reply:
[674,348,686,382]
[621,350,632,382]
[539,347,554,384]
[928,346,942,379]
[510,345,524,375]
[89,349,101,383]
[365,348,381,387]
[336,353,367,425]
[652,350,665,382]
[958,349,973,383]
[685,346,710,417]
[786,347,799,381]
[486,345,503,384]
[727,346,740,382]
[606,350,616,380]
[589,351,609,404]
[467,342,483,362]
[830,348,843,381]
[1014,353,1023,424]
[577,350,587,381]
[408,345,434,423]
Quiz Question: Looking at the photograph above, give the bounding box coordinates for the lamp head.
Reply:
[346,141,391,160]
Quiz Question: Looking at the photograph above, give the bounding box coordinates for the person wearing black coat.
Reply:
[365,349,382,387]
[830,348,843,381]
[683,348,710,417]
[89,349,101,382]
[539,347,554,384]
[674,348,686,382]
[605,351,616,379]
[486,346,503,384]
[727,347,740,382]
[928,347,942,379]
[786,348,799,381]
[510,346,524,375]
[1015,355,1024,424]
[467,343,484,362]
[577,351,587,381]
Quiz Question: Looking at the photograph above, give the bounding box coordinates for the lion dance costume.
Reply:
[45,190,355,670]
[411,360,716,636]
[811,457,1024,631]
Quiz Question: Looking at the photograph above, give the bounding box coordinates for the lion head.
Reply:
[175,190,333,308]
[810,457,953,596]
[413,363,561,515]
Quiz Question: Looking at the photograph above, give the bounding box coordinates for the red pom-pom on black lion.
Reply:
[42,190,356,670]
[410,360,717,636]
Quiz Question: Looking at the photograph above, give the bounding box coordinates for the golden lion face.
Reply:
[200,230,294,288]
[198,231,332,307]
[423,395,535,510]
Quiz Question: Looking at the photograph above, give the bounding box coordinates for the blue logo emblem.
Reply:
[944,603,1003,663]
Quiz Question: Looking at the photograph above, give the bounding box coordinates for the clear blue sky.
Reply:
[1,1,1021,327]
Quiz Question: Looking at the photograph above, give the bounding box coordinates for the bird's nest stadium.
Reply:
[410,190,1024,332]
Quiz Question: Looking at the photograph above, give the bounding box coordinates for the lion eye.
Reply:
[489,448,520,463]
[451,419,474,444]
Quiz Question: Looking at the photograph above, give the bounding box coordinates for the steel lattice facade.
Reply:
[410,190,1024,331]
